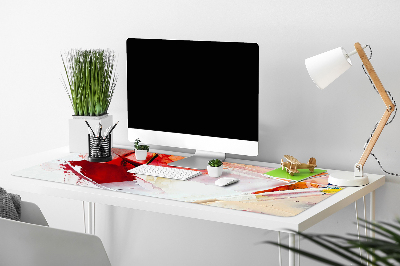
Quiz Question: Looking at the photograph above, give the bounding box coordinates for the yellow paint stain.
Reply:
[255,194,265,200]
[146,176,157,182]
[322,188,343,194]
[193,199,219,204]
[201,193,333,217]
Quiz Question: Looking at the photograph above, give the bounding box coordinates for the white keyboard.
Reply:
[128,165,202,180]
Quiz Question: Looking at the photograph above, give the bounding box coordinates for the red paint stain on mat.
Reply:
[252,182,320,194]
[67,159,136,184]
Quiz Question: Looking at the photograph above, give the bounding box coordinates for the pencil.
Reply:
[105,121,119,138]
[98,122,102,137]
[146,153,159,165]
[85,120,95,136]
[103,126,111,138]
[87,128,94,137]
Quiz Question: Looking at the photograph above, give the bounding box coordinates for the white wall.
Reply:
[2,0,400,265]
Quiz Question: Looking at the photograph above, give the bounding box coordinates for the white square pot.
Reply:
[135,149,148,161]
[69,114,113,153]
[207,165,223,177]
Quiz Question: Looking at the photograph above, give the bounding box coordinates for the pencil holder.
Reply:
[88,134,112,162]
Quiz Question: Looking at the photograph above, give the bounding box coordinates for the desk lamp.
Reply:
[305,42,395,186]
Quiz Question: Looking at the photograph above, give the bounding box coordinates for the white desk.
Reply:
[0,146,385,266]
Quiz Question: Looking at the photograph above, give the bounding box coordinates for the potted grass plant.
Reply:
[134,138,149,160]
[207,159,223,177]
[61,49,118,153]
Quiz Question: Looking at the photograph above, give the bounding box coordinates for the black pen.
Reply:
[105,121,119,138]
[85,120,95,136]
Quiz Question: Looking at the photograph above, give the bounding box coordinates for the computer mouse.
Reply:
[215,177,239,187]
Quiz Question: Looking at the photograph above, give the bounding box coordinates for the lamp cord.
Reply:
[362,45,399,176]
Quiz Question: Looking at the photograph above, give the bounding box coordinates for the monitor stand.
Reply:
[168,150,225,170]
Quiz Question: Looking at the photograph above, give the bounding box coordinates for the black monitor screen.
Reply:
[126,38,259,142]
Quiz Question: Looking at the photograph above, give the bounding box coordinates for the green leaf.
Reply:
[262,218,400,266]
[60,49,118,116]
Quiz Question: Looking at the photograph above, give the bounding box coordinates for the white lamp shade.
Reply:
[305,47,352,89]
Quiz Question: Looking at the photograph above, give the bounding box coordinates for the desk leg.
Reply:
[83,201,95,235]
[297,234,300,266]
[370,190,375,238]
[289,233,295,266]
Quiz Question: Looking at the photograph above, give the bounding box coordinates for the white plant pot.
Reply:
[135,149,148,161]
[207,165,223,178]
[69,114,113,154]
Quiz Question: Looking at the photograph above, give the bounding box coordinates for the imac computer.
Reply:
[126,38,259,169]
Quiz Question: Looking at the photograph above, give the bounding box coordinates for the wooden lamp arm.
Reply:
[354,42,394,175]
[355,43,394,111]
[357,110,392,168]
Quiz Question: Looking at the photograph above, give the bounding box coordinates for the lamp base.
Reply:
[328,171,369,187]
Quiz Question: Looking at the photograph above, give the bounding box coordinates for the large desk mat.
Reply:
[12,148,342,217]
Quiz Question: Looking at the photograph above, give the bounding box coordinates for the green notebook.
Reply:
[265,168,327,182]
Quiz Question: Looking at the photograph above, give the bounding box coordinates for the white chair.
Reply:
[20,200,49,226]
[0,200,111,266]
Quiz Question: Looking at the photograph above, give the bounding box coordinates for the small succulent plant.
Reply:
[134,138,149,151]
[208,159,223,167]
